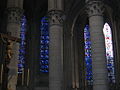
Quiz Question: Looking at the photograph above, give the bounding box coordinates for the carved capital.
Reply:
[86,0,104,17]
[7,7,23,24]
[48,10,65,25]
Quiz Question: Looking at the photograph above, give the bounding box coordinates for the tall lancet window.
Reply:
[18,15,27,73]
[84,23,115,85]
[84,25,93,85]
[40,17,49,73]
[103,23,115,83]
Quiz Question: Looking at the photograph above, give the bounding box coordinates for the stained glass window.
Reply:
[84,25,93,85]
[103,23,115,83]
[84,23,115,85]
[40,17,49,73]
[18,15,27,73]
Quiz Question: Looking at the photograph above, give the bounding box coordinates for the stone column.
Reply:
[48,0,64,90]
[86,0,108,90]
[6,0,23,90]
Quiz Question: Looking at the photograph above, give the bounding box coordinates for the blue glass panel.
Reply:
[40,17,49,73]
[18,15,26,73]
[84,25,93,85]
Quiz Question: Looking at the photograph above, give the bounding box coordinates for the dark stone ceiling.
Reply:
[0,0,120,20]
[23,0,48,21]
[22,0,120,20]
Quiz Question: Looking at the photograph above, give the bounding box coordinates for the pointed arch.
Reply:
[103,23,115,83]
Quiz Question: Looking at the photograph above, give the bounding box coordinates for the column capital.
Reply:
[86,0,104,17]
[48,10,65,25]
[7,7,23,24]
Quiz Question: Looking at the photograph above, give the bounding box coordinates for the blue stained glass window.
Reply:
[40,17,49,73]
[18,15,27,73]
[84,25,93,85]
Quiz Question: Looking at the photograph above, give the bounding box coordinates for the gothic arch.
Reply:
[64,3,88,90]
[65,1,118,90]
